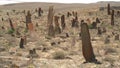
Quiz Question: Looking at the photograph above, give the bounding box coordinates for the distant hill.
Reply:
[0,1,120,10]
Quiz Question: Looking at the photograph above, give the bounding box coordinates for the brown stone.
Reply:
[111,10,114,26]
[61,15,66,30]
[54,16,61,34]
[47,6,55,37]
[26,11,32,29]
[107,3,111,15]
[28,23,34,31]
[38,7,43,17]
[97,27,102,35]
[9,18,15,31]
[81,22,97,63]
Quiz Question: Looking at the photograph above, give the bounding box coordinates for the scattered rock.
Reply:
[0,47,6,52]
[52,51,66,59]
[27,48,39,58]
[104,36,110,44]
[10,64,19,68]
[114,34,119,40]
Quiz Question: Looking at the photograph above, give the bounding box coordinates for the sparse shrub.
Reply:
[7,29,15,34]
[88,24,93,29]
[28,64,35,68]
[12,9,16,13]
[108,26,113,29]
[106,47,117,54]
[24,28,28,33]
[103,57,115,64]
[10,64,19,68]
[53,51,65,59]
[88,24,92,29]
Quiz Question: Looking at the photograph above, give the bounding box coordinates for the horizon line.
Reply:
[0,1,119,5]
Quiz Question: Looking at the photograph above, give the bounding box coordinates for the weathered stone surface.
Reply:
[81,22,97,63]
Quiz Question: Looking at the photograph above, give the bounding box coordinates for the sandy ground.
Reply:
[0,2,120,68]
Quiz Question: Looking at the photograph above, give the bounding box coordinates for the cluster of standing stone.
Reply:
[1,2,120,64]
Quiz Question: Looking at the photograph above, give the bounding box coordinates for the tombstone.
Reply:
[23,36,27,45]
[23,10,26,14]
[66,33,69,37]
[51,42,56,46]
[104,36,110,44]
[42,47,47,52]
[28,48,38,58]
[99,7,104,11]
[102,27,106,33]
[1,26,5,30]
[79,32,81,40]
[75,12,78,17]
[29,50,34,56]
[54,16,61,34]
[91,22,97,29]
[7,12,9,16]
[16,29,20,36]
[1,17,4,21]
[72,19,75,27]
[48,6,55,37]
[19,37,25,48]
[71,18,79,28]
[67,12,71,17]
[117,11,120,16]
[75,15,78,21]
[107,3,111,15]
[96,17,100,23]
[48,25,55,37]
[28,23,34,31]
[9,18,15,31]
[36,23,38,27]
[72,11,75,16]
[97,27,102,35]
[61,15,66,30]
[81,22,98,63]
[38,7,43,17]
[26,11,32,29]
[115,34,119,40]
[33,48,36,54]
[111,10,114,26]
[80,20,84,25]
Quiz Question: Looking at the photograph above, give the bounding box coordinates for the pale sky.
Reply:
[0,0,119,5]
